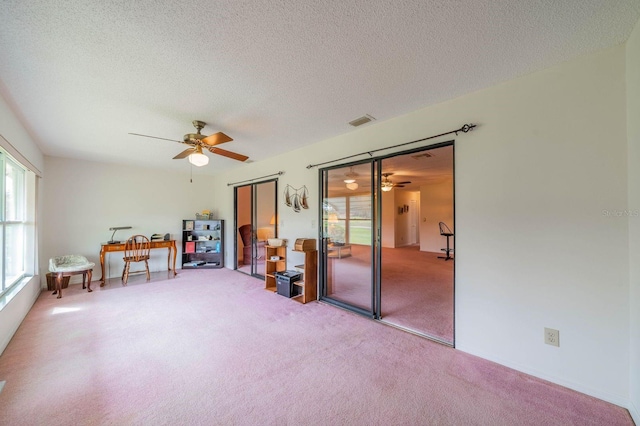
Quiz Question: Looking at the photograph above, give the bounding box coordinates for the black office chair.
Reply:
[437,222,454,260]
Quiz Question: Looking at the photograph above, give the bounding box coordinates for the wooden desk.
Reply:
[99,240,177,285]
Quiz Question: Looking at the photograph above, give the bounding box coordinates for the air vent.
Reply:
[349,114,376,127]
[411,152,434,159]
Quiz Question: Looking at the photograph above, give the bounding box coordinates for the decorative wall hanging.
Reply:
[284,185,309,213]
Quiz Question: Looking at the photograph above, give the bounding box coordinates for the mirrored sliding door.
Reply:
[235,179,277,278]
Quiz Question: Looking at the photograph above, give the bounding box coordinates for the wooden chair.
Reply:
[238,224,265,265]
[122,235,151,284]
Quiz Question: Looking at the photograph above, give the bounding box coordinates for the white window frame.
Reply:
[0,151,30,297]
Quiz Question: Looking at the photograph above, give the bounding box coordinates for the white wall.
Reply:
[41,157,213,281]
[626,15,640,424]
[394,190,419,247]
[0,92,44,355]
[453,46,629,406]
[381,190,421,248]
[208,44,630,407]
[420,178,454,253]
[381,190,395,247]
[0,93,44,173]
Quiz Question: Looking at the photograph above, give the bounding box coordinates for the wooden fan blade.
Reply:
[173,147,195,159]
[202,132,233,146]
[207,146,248,162]
[395,181,412,185]
[129,133,183,144]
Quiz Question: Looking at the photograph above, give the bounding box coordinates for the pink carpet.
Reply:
[327,244,454,342]
[0,269,632,425]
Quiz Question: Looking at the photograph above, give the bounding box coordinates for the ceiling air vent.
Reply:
[411,152,434,159]
[349,114,375,127]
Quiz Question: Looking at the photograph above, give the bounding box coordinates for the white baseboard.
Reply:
[629,400,639,425]
[455,345,629,409]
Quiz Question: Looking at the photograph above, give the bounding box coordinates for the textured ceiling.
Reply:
[1,0,638,174]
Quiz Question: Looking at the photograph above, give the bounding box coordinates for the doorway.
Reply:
[235,179,278,278]
[319,144,454,344]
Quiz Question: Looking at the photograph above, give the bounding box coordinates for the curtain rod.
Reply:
[227,171,284,186]
[306,123,476,169]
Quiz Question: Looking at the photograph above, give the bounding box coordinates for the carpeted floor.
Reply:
[327,244,454,342]
[0,269,632,425]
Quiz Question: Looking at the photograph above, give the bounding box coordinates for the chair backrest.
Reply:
[238,224,252,246]
[439,222,453,236]
[124,235,151,261]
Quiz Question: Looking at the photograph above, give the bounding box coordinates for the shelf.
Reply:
[265,246,286,292]
[294,248,317,304]
[182,219,224,269]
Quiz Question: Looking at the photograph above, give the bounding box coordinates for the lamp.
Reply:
[346,182,359,190]
[188,146,209,167]
[108,226,132,244]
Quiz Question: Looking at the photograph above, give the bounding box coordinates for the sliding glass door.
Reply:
[320,162,376,316]
[318,143,455,345]
[235,179,277,278]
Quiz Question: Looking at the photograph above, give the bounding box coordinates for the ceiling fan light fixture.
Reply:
[188,146,209,167]
[381,182,393,192]
[346,182,359,190]
[343,166,359,185]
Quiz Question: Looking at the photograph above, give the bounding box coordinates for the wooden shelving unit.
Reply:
[292,249,317,304]
[265,245,286,292]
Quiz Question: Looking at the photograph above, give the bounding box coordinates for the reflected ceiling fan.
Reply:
[129,120,248,166]
[381,173,411,191]
[343,167,360,190]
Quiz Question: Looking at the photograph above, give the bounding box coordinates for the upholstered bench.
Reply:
[49,255,95,299]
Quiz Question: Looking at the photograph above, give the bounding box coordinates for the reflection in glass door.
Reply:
[235,180,277,278]
[318,144,454,345]
[320,162,375,316]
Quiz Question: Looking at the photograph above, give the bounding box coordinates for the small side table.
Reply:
[328,244,352,259]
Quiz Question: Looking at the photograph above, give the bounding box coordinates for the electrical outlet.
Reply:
[544,328,560,347]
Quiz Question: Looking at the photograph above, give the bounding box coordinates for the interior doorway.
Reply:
[319,143,454,344]
[235,179,278,278]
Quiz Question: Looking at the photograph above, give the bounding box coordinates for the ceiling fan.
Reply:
[381,173,411,191]
[129,120,249,166]
[343,167,360,190]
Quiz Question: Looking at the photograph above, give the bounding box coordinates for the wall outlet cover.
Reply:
[544,327,560,347]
